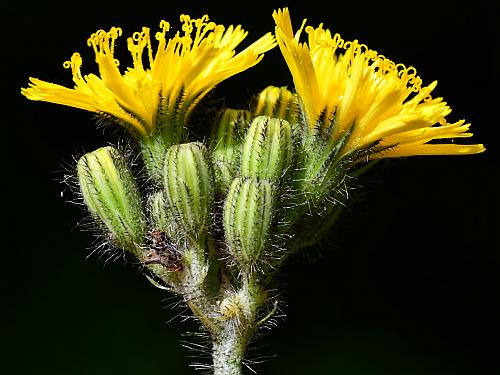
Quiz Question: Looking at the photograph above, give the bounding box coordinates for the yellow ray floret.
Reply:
[22,15,276,137]
[272,8,484,158]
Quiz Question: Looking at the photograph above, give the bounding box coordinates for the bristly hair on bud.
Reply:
[163,142,214,246]
[76,146,147,259]
[223,177,276,272]
[210,109,251,193]
[147,191,180,241]
[240,116,294,183]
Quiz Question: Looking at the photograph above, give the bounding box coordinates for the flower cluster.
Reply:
[22,9,483,160]
[20,9,485,375]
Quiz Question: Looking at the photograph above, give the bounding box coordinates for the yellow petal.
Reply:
[272,8,484,160]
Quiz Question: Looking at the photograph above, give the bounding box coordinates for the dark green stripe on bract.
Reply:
[240,116,293,182]
[77,146,146,258]
[223,178,274,269]
[210,109,250,192]
[148,191,179,239]
[164,142,213,243]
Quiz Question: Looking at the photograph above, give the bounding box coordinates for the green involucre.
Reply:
[164,142,213,243]
[210,109,251,192]
[148,191,179,239]
[223,178,275,269]
[77,146,146,257]
[240,116,293,182]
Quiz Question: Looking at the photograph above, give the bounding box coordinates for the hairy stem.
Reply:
[212,275,261,375]
[149,240,265,374]
[212,322,248,375]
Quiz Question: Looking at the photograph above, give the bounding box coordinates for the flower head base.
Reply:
[273,8,485,160]
[22,15,276,138]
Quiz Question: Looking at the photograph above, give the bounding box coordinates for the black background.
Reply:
[5,1,499,374]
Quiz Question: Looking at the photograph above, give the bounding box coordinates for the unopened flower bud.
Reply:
[240,116,293,182]
[164,142,213,243]
[223,178,274,269]
[210,109,250,191]
[254,85,298,124]
[148,191,179,239]
[77,146,146,257]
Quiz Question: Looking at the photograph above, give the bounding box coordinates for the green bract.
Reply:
[223,178,275,270]
[163,142,214,244]
[77,146,146,257]
[210,109,251,192]
[240,116,293,182]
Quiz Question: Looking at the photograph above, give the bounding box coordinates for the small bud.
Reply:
[148,191,179,239]
[77,146,146,257]
[223,178,274,269]
[210,109,250,191]
[254,86,298,124]
[219,294,244,320]
[164,142,213,243]
[240,116,293,182]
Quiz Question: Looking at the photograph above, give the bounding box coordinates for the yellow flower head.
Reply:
[273,8,485,159]
[22,15,276,137]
